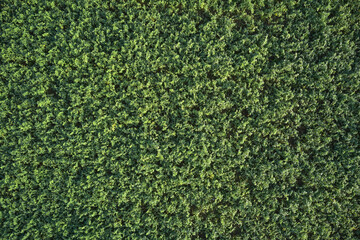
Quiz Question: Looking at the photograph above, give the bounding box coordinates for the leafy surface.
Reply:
[1,0,359,239]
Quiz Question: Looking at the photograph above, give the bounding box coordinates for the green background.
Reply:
[1,0,359,239]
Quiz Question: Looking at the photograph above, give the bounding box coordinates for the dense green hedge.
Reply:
[1,0,359,239]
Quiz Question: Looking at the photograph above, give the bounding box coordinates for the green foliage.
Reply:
[1,0,359,239]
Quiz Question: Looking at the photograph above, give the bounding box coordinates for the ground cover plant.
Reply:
[1,0,360,239]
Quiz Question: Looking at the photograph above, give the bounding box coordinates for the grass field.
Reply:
[1,0,359,239]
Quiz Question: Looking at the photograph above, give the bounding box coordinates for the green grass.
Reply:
[1,0,359,239]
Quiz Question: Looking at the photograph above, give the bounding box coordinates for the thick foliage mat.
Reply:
[1,0,360,239]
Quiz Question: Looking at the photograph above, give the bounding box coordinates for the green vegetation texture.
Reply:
[1,0,360,239]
